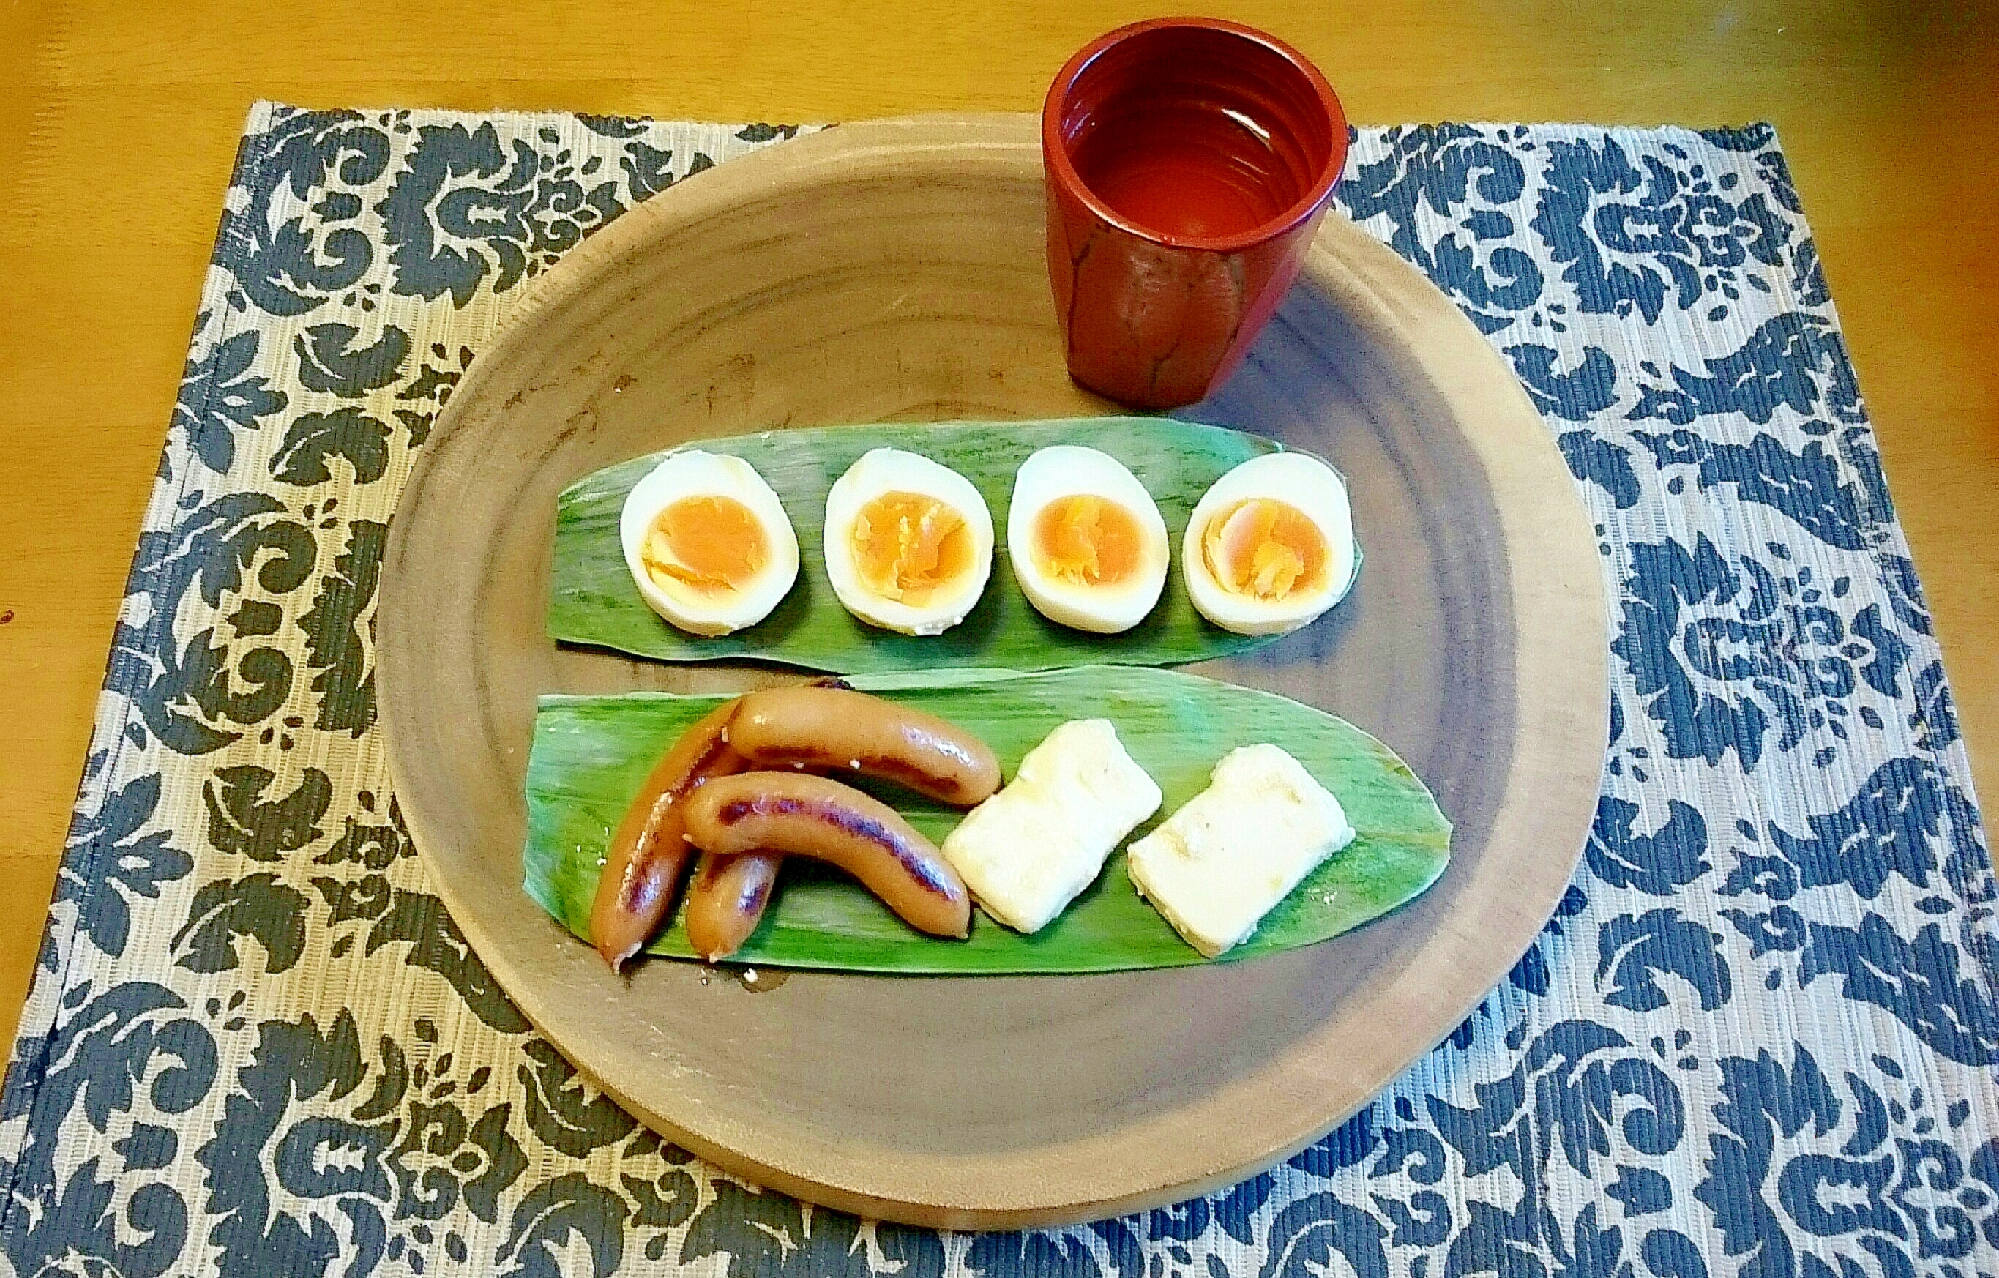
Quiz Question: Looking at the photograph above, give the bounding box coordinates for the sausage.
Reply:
[727,685,1002,806]
[590,699,747,970]
[683,851,783,962]
[683,772,971,938]
[678,678,843,963]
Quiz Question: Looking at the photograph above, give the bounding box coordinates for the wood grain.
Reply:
[374,115,1606,1226]
[3,0,1993,1079]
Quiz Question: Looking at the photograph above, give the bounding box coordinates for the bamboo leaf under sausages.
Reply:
[549,418,1292,673]
[523,667,1450,974]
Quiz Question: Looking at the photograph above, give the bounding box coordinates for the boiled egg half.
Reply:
[823,448,994,635]
[1007,445,1169,634]
[1183,451,1356,636]
[620,450,799,636]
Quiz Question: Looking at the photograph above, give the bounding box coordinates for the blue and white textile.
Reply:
[1,105,1990,1278]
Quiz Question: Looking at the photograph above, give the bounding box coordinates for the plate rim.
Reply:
[377,113,1608,1228]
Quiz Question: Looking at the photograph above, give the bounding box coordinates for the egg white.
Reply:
[1182,451,1357,636]
[822,448,994,636]
[1006,445,1169,634]
[619,450,800,636]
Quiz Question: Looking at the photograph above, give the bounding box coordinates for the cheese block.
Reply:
[1127,744,1356,957]
[940,719,1162,933]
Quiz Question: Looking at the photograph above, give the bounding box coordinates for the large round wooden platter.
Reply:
[377,115,1607,1228]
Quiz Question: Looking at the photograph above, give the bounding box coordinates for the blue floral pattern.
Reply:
[0,105,1991,1277]
[1531,133,1789,326]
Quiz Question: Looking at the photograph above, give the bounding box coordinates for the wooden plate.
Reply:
[377,115,1607,1228]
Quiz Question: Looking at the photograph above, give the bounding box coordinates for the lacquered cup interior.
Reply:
[1048,21,1343,249]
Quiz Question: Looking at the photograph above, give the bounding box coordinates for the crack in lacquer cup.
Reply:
[1043,17,1350,410]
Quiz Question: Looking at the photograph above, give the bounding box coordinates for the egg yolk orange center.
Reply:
[851,491,972,603]
[642,496,769,595]
[1032,495,1144,587]
[1202,499,1327,601]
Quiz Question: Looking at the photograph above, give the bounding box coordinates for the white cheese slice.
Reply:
[941,719,1162,933]
[1127,744,1356,957]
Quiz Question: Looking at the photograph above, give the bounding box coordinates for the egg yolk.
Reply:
[851,491,972,603]
[1202,499,1327,601]
[1031,495,1143,587]
[642,496,769,596]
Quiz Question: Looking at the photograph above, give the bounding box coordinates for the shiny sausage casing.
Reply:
[683,851,783,961]
[679,677,849,962]
[683,772,971,938]
[728,685,1001,806]
[590,699,746,969]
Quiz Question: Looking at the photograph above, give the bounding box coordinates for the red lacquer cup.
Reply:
[1042,18,1349,410]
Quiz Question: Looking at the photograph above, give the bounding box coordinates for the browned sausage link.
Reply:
[728,685,1002,806]
[683,772,971,938]
[590,699,747,970]
[683,851,783,962]
[678,677,844,964]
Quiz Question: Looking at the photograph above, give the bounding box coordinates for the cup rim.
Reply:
[1041,16,1350,254]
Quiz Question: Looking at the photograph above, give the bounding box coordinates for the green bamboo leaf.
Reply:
[524,667,1450,974]
[550,418,1293,673]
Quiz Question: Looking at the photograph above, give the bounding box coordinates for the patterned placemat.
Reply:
[1,102,1993,1278]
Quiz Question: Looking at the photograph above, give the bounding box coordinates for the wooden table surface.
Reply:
[2,0,1993,1056]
